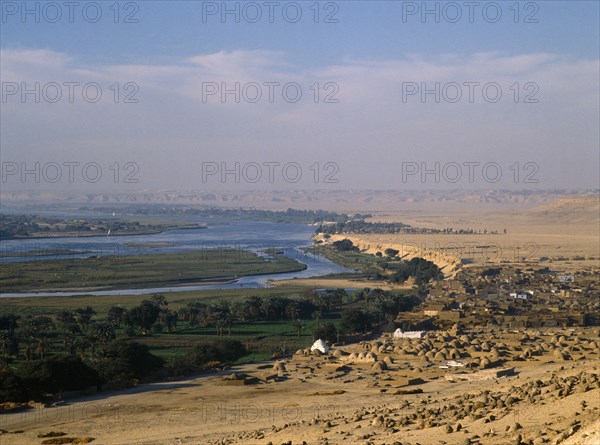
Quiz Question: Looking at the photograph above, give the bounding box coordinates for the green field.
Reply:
[0,249,306,292]
[0,286,309,318]
[134,317,337,360]
[0,285,346,362]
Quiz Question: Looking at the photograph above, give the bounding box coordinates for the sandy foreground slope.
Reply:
[2,327,599,445]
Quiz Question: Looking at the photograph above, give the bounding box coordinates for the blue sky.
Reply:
[3,1,599,64]
[1,1,599,191]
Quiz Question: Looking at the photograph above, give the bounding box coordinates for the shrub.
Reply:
[0,370,27,403]
[482,268,501,277]
[17,356,99,401]
[187,339,246,366]
[313,322,338,343]
[340,309,372,334]
[165,355,197,378]
[384,248,399,258]
[332,239,358,252]
[93,340,164,384]
[124,301,160,335]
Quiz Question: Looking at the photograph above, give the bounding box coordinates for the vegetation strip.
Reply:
[0,250,306,292]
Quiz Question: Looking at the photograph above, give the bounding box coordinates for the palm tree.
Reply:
[243,296,262,321]
[17,322,34,361]
[329,289,345,310]
[292,320,305,338]
[311,310,322,331]
[370,288,386,308]
[55,311,80,356]
[56,310,76,330]
[362,288,373,308]
[0,332,12,362]
[60,325,80,356]
[0,315,20,359]
[75,337,90,360]
[225,312,235,336]
[107,306,126,327]
[209,302,230,336]
[213,317,226,336]
[150,294,168,311]
[17,316,53,360]
[163,310,178,333]
[186,302,207,326]
[0,314,20,337]
[311,292,327,312]
[33,316,53,360]
[74,306,96,331]
[285,302,300,321]
[151,295,170,323]
[260,297,272,321]
[270,297,288,320]
[88,321,116,357]
[177,307,190,323]
[230,301,246,323]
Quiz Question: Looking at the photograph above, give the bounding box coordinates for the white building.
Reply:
[310,339,329,353]
[393,328,424,339]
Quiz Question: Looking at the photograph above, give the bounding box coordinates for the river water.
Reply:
[0,215,353,297]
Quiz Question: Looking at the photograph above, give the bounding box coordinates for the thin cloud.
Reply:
[1,48,598,190]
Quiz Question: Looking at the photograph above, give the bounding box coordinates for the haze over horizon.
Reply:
[1,1,599,193]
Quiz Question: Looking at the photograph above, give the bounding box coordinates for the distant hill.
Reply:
[2,189,598,213]
[524,195,600,224]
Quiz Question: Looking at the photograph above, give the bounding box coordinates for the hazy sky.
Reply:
[1,1,599,192]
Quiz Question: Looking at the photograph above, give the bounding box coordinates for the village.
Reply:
[201,264,600,445]
[395,265,600,331]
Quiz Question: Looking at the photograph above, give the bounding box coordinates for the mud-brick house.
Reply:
[447,280,467,293]
[429,287,446,298]
[438,309,464,322]
[497,315,530,329]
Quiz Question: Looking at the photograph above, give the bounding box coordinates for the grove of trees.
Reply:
[0,284,424,404]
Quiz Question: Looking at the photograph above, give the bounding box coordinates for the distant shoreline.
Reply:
[0,277,238,295]
[2,224,206,241]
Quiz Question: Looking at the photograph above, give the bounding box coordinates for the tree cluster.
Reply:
[317,219,498,236]
[340,289,421,334]
[331,239,359,252]
[386,257,444,284]
[0,340,163,403]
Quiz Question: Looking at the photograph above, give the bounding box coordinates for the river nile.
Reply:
[0,215,353,297]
